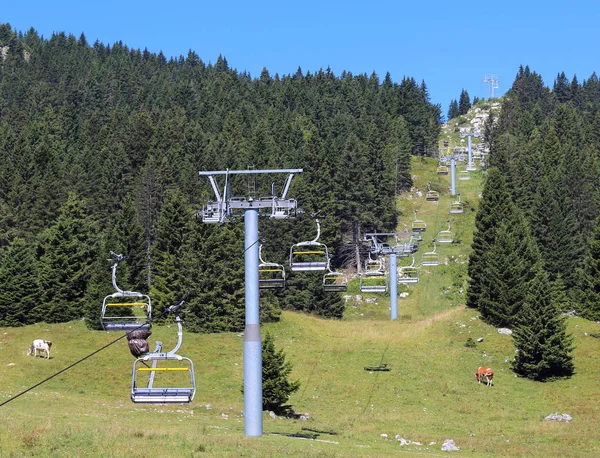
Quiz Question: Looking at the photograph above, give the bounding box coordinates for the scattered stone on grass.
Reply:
[441,439,460,451]
[545,413,572,422]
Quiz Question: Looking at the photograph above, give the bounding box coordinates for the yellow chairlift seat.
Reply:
[131,314,196,404]
[412,210,427,232]
[360,270,388,293]
[289,219,329,272]
[438,221,454,243]
[398,255,419,284]
[421,242,440,266]
[449,194,463,214]
[258,245,286,289]
[458,170,471,181]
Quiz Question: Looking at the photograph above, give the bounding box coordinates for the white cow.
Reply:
[27,339,52,359]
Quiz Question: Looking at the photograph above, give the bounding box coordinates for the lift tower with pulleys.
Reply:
[198,168,302,437]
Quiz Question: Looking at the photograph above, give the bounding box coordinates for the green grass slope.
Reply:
[1,155,599,457]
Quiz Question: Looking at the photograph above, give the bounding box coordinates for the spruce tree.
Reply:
[458,89,471,115]
[575,216,600,320]
[36,192,99,323]
[511,265,575,381]
[447,99,459,120]
[150,189,193,318]
[467,168,515,309]
[0,237,38,326]
[261,332,300,415]
[478,213,540,327]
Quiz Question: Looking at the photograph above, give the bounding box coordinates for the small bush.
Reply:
[464,337,477,348]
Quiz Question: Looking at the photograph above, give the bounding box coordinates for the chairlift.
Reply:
[289,219,329,272]
[421,242,440,266]
[438,221,454,243]
[365,253,383,273]
[411,210,427,233]
[101,252,151,332]
[360,259,388,293]
[259,245,286,289]
[458,170,471,181]
[426,182,439,201]
[449,193,464,214]
[436,164,449,175]
[466,161,477,171]
[131,310,196,404]
[398,255,420,284]
[323,258,348,292]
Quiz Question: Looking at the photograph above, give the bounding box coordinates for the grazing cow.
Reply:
[475,366,494,386]
[27,339,52,359]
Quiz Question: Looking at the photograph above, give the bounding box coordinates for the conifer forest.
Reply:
[1,24,600,383]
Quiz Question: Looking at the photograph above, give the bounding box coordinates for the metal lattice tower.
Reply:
[483,74,499,99]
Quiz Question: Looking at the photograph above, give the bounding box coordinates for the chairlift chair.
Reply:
[437,221,454,243]
[426,182,439,201]
[322,258,348,292]
[258,245,286,289]
[449,193,464,214]
[436,164,449,175]
[421,242,440,266]
[398,255,420,284]
[289,219,329,272]
[458,170,471,181]
[466,161,477,171]
[131,313,196,404]
[411,210,427,233]
[360,259,388,293]
[101,252,151,332]
[365,253,383,273]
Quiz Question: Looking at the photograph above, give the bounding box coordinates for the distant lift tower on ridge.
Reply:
[483,74,499,99]
[198,168,302,438]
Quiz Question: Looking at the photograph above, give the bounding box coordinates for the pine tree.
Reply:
[261,332,300,415]
[511,265,575,381]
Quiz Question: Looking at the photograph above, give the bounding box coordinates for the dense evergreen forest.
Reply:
[0,24,442,330]
[469,66,600,379]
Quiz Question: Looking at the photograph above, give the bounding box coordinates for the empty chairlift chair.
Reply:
[360,258,388,293]
[131,310,196,404]
[458,170,471,181]
[398,255,420,284]
[437,221,454,243]
[449,193,464,214]
[421,242,440,267]
[101,252,151,332]
[426,182,440,201]
[322,258,348,293]
[436,162,449,175]
[289,219,329,272]
[258,245,286,289]
[412,210,427,233]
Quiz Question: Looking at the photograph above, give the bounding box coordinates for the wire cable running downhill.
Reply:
[1,238,261,408]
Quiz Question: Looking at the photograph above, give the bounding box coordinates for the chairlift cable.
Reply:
[1,239,261,408]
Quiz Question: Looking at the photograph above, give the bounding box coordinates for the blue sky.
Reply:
[3,1,600,117]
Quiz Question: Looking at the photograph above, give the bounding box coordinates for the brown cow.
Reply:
[475,366,494,386]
